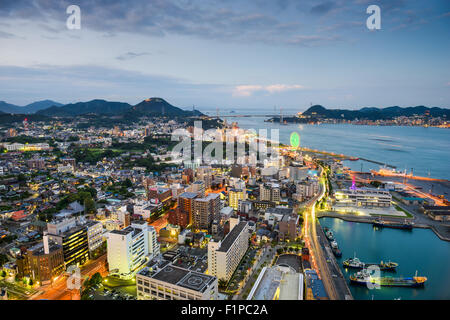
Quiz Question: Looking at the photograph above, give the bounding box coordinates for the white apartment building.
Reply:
[208,219,250,281]
[86,220,104,252]
[296,180,319,199]
[107,221,160,278]
[136,263,218,300]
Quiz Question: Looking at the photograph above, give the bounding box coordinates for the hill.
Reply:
[36,99,132,117]
[302,105,450,120]
[130,97,202,117]
[36,97,203,118]
[0,100,62,114]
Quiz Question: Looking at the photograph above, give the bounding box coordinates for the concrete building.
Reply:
[189,180,206,197]
[45,218,89,268]
[24,241,65,285]
[334,187,392,208]
[288,166,309,182]
[229,188,246,210]
[247,265,303,300]
[86,220,104,252]
[278,215,299,242]
[136,263,218,300]
[107,221,159,278]
[177,192,198,226]
[208,220,250,281]
[192,193,220,232]
[196,166,212,189]
[259,183,280,203]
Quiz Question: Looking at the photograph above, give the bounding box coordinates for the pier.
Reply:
[317,211,450,242]
[358,157,396,169]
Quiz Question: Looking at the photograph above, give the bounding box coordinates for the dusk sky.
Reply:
[0,0,449,112]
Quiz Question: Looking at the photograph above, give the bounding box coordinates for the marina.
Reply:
[319,217,450,300]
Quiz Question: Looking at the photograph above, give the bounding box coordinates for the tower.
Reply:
[23,118,29,132]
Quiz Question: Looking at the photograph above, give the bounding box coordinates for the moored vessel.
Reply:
[349,269,426,287]
[343,254,398,271]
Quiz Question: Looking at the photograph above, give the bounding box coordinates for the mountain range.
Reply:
[301,105,450,120]
[0,100,63,114]
[0,97,203,118]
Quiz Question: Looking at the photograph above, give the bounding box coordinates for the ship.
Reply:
[330,240,342,257]
[343,254,398,271]
[373,218,413,230]
[332,247,342,258]
[370,166,413,178]
[325,230,334,241]
[349,269,427,288]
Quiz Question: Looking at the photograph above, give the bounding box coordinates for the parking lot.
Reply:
[88,283,137,300]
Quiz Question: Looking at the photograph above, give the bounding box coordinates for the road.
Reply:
[31,254,108,300]
[303,170,339,300]
[302,165,353,300]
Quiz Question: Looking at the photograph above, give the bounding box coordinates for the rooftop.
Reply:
[217,221,247,252]
[179,192,198,199]
[141,263,216,293]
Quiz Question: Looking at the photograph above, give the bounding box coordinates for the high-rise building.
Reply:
[107,221,159,278]
[196,166,212,189]
[189,180,205,197]
[192,193,220,231]
[45,218,89,268]
[229,188,246,210]
[86,220,104,253]
[177,192,198,225]
[259,183,280,203]
[208,219,250,281]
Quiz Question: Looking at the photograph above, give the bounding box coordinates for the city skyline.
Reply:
[0,0,449,109]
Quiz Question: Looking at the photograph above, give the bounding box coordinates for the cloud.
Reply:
[0,0,353,47]
[233,84,305,96]
[310,1,336,15]
[0,30,16,38]
[116,52,151,61]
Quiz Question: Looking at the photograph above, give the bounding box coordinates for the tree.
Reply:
[90,272,103,286]
[0,253,8,267]
[218,279,227,290]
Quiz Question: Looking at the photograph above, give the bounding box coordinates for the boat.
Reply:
[349,269,427,288]
[348,157,359,161]
[330,241,338,249]
[332,247,342,257]
[373,218,413,230]
[343,254,398,271]
[325,230,334,241]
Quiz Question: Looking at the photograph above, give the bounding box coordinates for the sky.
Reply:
[0,0,449,112]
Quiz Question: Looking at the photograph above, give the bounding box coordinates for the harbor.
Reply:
[319,217,450,300]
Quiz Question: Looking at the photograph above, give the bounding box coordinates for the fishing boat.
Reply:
[343,253,398,271]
